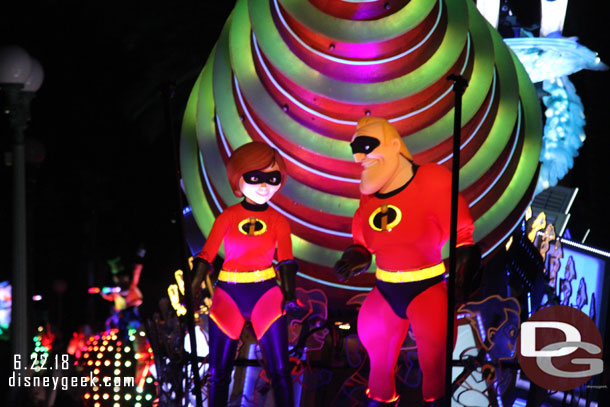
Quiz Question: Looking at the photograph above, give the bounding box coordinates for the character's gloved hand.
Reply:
[191,257,213,311]
[454,244,482,305]
[277,259,307,318]
[334,245,372,282]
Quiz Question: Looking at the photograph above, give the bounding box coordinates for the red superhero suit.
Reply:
[336,117,479,407]
[354,163,474,403]
[198,200,291,339]
[192,141,299,407]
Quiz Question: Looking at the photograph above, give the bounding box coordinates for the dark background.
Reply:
[0,0,608,344]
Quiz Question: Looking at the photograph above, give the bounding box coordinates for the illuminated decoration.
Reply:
[173,270,185,295]
[30,325,52,371]
[504,36,607,194]
[167,285,186,317]
[180,0,543,295]
[77,329,155,407]
[0,281,10,340]
[527,211,546,243]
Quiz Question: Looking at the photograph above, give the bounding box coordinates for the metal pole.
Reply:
[445,74,468,407]
[2,83,28,364]
[161,82,203,407]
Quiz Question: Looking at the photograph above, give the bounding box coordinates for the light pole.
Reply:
[0,45,44,368]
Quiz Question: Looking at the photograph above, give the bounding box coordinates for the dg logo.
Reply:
[517,305,603,391]
[368,204,402,232]
[238,217,267,236]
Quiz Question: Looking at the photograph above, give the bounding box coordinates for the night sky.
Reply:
[1,1,609,338]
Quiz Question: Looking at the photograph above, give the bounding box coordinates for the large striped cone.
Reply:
[180,0,542,299]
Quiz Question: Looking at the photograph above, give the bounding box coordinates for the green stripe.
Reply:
[249,0,469,103]
[280,0,436,43]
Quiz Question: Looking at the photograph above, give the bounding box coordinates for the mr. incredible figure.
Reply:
[336,117,481,407]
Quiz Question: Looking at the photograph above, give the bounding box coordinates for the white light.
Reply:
[540,0,568,37]
[476,0,500,28]
[0,45,32,84]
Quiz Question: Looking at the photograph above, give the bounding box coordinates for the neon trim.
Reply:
[209,313,242,340]
[366,388,400,403]
[233,75,359,183]
[198,152,224,213]
[268,201,353,238]
[254,311,283,341]
[437,69,496,165]
[468,104,522,208]
[376,263,445,283]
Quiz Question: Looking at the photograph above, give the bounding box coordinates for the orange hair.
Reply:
[226,142,287,197]
[356,116,413,161]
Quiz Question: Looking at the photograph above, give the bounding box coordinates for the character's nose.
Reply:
[354,153,365,162]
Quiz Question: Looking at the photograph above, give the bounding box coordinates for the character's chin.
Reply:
[359,183,380,195]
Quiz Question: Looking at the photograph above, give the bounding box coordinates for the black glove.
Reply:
[277,259,306,317]
[454,244,482,305]
[191,257,213,309]
[334,245,372,282]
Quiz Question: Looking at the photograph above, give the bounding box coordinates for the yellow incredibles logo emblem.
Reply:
[238,217,268,236]
[368,204,402,232]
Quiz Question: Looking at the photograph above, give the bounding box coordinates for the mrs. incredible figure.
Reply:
[192,141,300,407]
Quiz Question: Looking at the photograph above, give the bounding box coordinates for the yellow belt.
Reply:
[217,267,276,284]
[376,263,445,283]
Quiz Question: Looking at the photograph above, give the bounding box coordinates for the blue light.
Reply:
[182,206,192,215]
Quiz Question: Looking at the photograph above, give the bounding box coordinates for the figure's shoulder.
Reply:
[416,163,452,184]
[267,206,289,225]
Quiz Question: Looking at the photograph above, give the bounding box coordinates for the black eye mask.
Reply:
[350,136,381,155]
[242,170,282,186]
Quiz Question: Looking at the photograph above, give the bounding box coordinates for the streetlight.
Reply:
[0,45,44,366]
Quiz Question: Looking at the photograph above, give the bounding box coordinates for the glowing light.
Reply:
[476,0,500,28]
[505,236,513,251]
[174,270,185,295]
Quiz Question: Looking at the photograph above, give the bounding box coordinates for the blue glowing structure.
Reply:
[505,36,608,194]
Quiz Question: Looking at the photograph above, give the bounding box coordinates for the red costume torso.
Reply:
[198,202,292,270]
[197,201,292,340]
[353,163,474,270]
